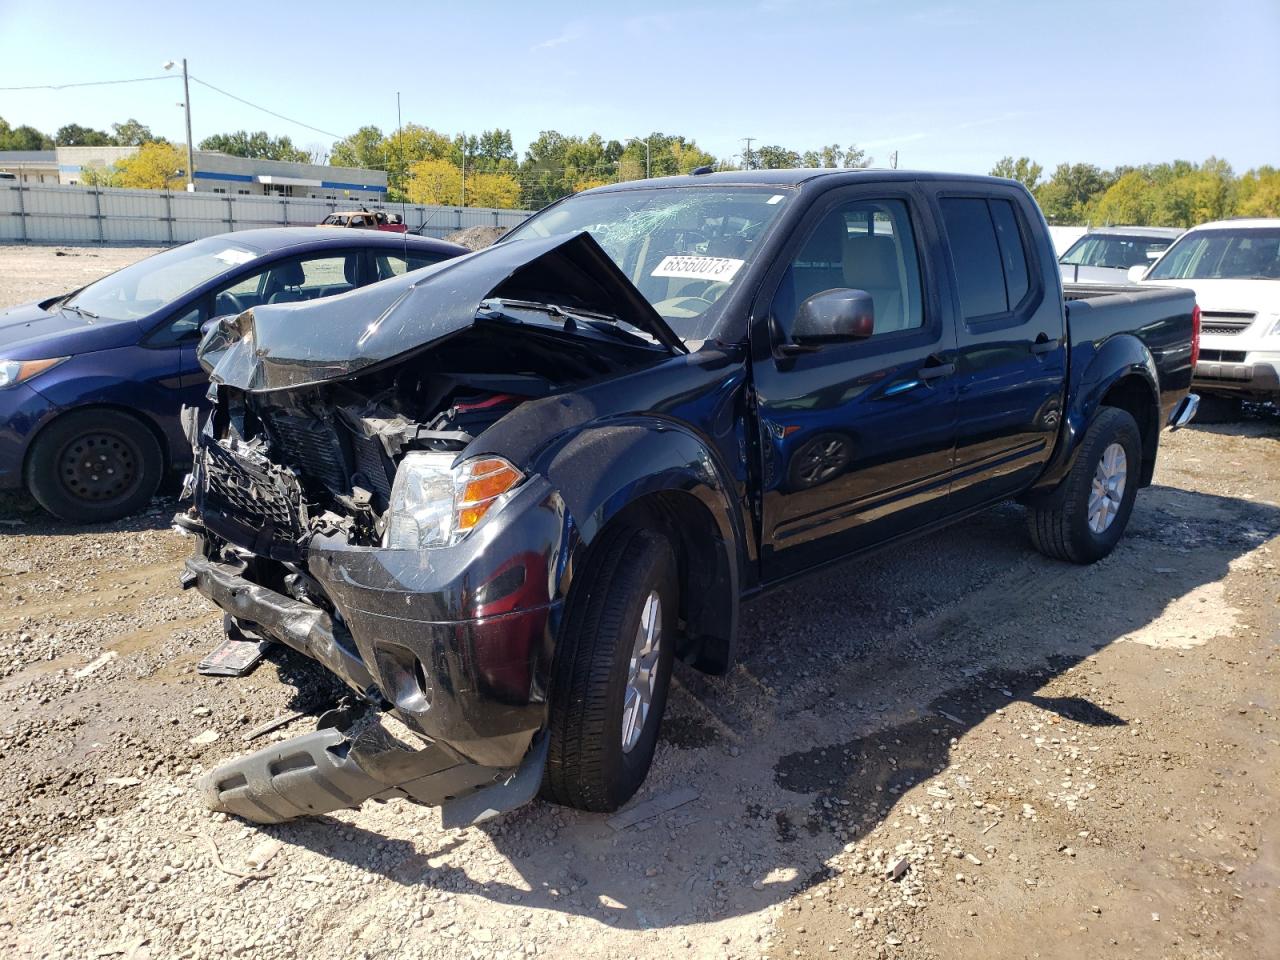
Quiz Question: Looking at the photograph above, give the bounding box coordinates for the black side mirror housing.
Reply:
[790,289,875,347]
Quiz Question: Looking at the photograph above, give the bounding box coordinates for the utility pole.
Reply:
[164,59,195,190]
[742,137,756,170]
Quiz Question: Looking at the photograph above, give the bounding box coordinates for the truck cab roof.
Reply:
[582,168,1023,194]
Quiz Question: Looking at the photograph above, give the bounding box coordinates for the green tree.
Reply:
[198,130,309,162]
[0,117,54,150]
[1035,163,1114,223]
[1236,167,1280,218]
[799,143,872,168]
[1088,170,1156,225]
[55,123,113,146]
[111,119,155,147]
[990,156,1044,191]
[751,145,801,169]
[330,126,389,171]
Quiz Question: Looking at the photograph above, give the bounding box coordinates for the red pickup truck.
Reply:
[320,210,406,233]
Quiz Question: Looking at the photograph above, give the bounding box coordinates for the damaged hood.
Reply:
[199,231,686,393]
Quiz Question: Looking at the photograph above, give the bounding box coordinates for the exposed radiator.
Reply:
[264,414,350,496]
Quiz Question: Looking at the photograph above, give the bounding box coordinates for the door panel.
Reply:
[934,191,1067,508]
[753,188,959,580]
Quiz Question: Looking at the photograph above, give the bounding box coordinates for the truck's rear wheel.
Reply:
[1027,407,1141,564]
[541,525,677,812]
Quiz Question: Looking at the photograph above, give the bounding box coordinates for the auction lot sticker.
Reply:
[652,255,745,282]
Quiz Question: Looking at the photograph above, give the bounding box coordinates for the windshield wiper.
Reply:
[479,298,658,345]
[63,303,99,321]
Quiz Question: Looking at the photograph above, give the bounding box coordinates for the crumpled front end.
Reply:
[179,229,682,825]
[180,400,576,822]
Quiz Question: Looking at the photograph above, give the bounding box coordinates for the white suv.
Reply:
[1133,218,1280,419]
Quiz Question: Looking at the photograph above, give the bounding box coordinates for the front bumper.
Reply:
[0,382,60,491]
[184,477,571,771]
[1192,354,1280,397]
[183,466,576,824]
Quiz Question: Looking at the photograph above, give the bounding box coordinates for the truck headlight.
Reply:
[0,357,67,390]
[384,452,524,549]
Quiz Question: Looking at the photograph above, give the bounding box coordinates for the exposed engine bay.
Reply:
[191,319,659,558]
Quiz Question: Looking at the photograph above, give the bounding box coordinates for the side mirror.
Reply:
[199,314,237,338]
[1126,265,1148,284]
[791,289,875,346]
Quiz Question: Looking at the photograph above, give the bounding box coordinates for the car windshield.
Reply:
[1059,234,1175,269]
[65,238,261,321]
[1146,227,1280,280]
[503,186,794,340]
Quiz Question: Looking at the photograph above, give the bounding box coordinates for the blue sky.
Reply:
[2,0,1277,174]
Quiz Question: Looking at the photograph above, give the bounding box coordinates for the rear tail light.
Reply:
[1190,304,1201,368]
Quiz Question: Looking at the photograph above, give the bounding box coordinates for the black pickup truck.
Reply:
[178,170,1200,826]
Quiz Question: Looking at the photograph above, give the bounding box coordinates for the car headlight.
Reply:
[1267,314,1280,338]
[384,452,524,549]
[0,357,67,390]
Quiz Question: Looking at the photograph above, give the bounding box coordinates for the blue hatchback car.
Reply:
[0,228,468,522]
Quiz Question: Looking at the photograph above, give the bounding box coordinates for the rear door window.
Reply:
[939,196,1034,320]
[989,200,1030,307]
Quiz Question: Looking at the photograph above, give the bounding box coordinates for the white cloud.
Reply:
[531,24,586,52]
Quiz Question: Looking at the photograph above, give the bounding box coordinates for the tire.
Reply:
[1027,407,1142,564]
[541,525,678,812]
[1192,393,1243,424]
[26,409,164,523]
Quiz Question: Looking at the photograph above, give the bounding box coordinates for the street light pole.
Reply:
[165,59,195,191]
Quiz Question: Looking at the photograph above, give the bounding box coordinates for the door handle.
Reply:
[1031,333,1060,355]
[917,361,955,381]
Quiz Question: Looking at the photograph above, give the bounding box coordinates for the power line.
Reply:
[188,75,345,141]
[0,74,177,92]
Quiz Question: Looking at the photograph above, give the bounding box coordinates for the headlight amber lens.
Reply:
[384,452,524,549]
[0,357,67,389]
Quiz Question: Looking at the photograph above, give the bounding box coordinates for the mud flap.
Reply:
[198,714,548,826]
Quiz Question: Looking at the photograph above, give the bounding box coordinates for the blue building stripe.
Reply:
[193,171,256,183]
[320,180,386,193]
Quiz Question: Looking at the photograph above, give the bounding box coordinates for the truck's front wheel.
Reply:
[1028,407,1142,564]
[541,525,677,812]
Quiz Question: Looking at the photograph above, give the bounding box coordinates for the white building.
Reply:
[0,147,387,200]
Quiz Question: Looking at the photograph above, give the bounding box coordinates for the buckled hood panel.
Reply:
[198,231,685,394]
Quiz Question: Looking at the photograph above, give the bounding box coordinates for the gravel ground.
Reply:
[0,246,1277,960]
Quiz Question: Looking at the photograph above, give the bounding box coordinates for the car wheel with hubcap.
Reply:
[26,409,164,524]
[1027,406,1142,564]
[541,524,677,812]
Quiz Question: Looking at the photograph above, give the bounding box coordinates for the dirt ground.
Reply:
[0,246,1276,960]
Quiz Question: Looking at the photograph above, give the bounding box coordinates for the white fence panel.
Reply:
[1,182,534,246]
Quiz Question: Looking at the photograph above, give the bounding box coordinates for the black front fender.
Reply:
[540,418,748,673]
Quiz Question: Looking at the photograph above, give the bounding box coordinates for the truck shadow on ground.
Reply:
[276,474,1279,931]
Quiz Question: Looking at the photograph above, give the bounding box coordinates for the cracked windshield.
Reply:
[506,187,792,340]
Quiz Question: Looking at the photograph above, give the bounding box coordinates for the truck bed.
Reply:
[1062,282,1198,425]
